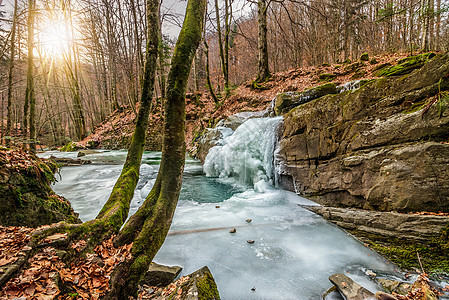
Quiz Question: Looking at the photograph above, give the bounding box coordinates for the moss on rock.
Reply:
[0,149,81,227]
[318,73,337,81]
[60,141,82,152]
[274,82,338,115]
[360,53,369,61]
[377,52,436,77]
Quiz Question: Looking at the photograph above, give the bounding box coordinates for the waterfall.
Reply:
[203,117,283,192]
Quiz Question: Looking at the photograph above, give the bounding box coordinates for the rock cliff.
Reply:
[278,53,449,212]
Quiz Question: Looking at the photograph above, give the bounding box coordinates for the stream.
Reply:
[39,117,402,299]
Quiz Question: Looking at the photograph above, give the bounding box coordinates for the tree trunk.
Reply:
[25,0,36,152]
[256,0,270,82]
[436,0,441,51]
[107,0,206,297]
[421,0,430,52]
[214,0,228,92]
[95,0,159,231]
[5,0,18,148]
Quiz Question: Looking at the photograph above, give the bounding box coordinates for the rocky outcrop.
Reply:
[143,262,182,287]
[273,83,338,115]
[0,149,81,227]
[278,53,449,212]
[141,266,221,299]
[376,52,436,77]
[303,206,449,242]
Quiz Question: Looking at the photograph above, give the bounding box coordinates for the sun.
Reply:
[37,19,73,58]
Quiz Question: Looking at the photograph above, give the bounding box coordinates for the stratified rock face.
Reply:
[304,206,449,242]
[278,53,449,212]
[0,149,81,227]
[274,83,338,115]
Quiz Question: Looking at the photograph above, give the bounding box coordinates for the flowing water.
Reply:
[39,117,402,299]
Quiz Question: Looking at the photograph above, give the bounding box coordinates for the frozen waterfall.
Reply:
[203,117,283,192]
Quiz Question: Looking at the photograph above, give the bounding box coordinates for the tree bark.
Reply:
[95,0,160,233]
[256,0,270,82]
[5,0,18,148]
[421,0,430,52]
[108,0,206,297]
[214,0,229,92]
[25,0,36,152]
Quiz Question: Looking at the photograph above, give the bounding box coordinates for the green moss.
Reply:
[360,226,449,274]
[360,53,369,61]
[379,53,436,77]
[334,65,341,69]
[319,73,337,81]
[369,58,378,65]
[372,63,392,76]
[196,271,220,300]
[60,141,78,152]
[402,99,427,114]
[250,80,270,90]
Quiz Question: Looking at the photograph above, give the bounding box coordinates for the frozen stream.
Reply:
[39,118,401,299]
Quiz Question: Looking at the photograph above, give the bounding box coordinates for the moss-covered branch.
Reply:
[94,0,160,234]
[108,0,207,297]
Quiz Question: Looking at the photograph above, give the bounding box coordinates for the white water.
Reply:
[41,117,402,299]
[204,117,283,192]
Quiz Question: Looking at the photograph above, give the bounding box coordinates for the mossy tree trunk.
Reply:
[256,0,270,82]
[4,0,205,297]
[106,0,206,297]
[25,0,36,152]
[94,0,160,236]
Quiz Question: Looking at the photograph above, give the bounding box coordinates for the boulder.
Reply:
[145,266,220,299]
[60,141,85,152]
[77,149,101,157]
[49,156,92,167]
[192,111,264,162]
[319,73,338,81]
[194,126,234,163]
[360,53,369,61]
[372,63,392,76]
[337,80,370,93]
[274,83,338,115]
[376,278,411,295]
[279,53,449,212]
[0,149,81,227]
[329,273,374,300]
[143,262,182,287]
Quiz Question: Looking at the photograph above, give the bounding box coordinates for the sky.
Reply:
[1,0,253,39]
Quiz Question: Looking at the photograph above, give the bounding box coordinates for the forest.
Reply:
[0,0,448,147]
[1,0,449,299]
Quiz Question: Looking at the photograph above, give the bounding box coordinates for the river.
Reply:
[39,117,401,299]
